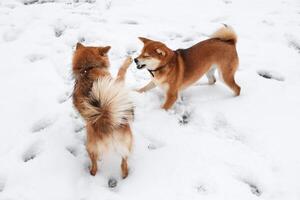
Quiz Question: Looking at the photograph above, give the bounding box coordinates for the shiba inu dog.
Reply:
[72,43,134,179]
[134,25,241,110]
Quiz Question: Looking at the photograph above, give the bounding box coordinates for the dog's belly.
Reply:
[181,77,203,90]
[181,64,217,90]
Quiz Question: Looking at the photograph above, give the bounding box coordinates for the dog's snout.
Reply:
[134,58,145,69]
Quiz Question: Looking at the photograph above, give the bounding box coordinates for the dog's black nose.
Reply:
[134,58,138,64]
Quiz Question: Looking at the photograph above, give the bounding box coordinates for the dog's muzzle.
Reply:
[134,58,146,69]
[137,64,146,69]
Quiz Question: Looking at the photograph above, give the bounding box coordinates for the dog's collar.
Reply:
[147,65,168,77]
[147,50,182,77]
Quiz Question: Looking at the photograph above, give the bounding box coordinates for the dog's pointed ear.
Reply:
[76,42,84,50]
[102,46,111,53]
[99,46,111,56]
[138,37,152,44]
[156,48,166,56]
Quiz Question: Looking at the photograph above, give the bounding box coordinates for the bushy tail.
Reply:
[211,24,237,44]
[81,77,134,133]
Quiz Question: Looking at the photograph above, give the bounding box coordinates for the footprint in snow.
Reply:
[72,116,85,133]
[143,136,165,150]
[4,3,17,9]
[286,34,300,53]
[167,32,183,40]
[121,20,139,25]
[78,37,85,43]
[57,91,71,104]
[2,28,21,42]
[210,16,229,23]
[182,36,194,43]
[73,0,96,3]
[196,185,208,193]
[243,180,262,196]
[108,177,118,188]
[0,178,5,192]
[257,70,285,81]
[147,139,165,150]
[213,113,243,141]
[288,39,300,53]
[23,0,59,5]
[54,27,65,38]
[66,146,78,157]
[171,96,192,125]
[23,0,39,5]
[31,116,57,133]
[126,47,137,56]
[213,113,230,131]
[105,0,112,10]
[223,0,232,4]
[262,19,274,26]
[178,110,192,125]
[26,54,45,62]
[74,124,85,133]
[22,142,42,163]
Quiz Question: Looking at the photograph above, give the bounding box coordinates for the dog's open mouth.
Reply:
[137,64,146,69]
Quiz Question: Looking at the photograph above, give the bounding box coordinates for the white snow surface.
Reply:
[0,0,300,199]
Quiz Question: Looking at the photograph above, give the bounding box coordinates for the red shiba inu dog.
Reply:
[134,25,241,110]
[72,43,134,179]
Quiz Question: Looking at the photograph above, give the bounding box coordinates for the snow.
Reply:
[0,0,300,199]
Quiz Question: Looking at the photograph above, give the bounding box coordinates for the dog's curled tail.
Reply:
[81,76,134,133]
[211,24,237,45]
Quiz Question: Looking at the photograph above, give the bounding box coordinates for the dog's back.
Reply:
[180,26,239,91]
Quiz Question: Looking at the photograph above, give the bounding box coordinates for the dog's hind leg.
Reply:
[223,72,241,96]
[87,144,99,176]
[115,124,133,179]
[206,65,216,85]
[121,157,129,179]
[116,57,133,82]
[86,124,100,176]
[220,62,241,96]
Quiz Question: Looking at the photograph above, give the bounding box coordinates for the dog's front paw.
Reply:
[134,88,144,93]
[124,56,133,66]
[122,171,129,179]
[161,105,169,111]
[89,167,97,176]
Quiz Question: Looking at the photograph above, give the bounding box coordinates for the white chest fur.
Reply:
[153,78,169,91]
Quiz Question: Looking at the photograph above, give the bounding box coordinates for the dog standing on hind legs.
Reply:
[72,42,134,180]
[134,25,241,110]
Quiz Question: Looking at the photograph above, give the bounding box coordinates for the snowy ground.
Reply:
[0,0,300,199]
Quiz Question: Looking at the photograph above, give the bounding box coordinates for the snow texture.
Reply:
[0,0,300,200]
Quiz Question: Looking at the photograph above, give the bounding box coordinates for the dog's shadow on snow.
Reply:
[0,177,5,193]
[147,82,236,125]
[184,82,237,103]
